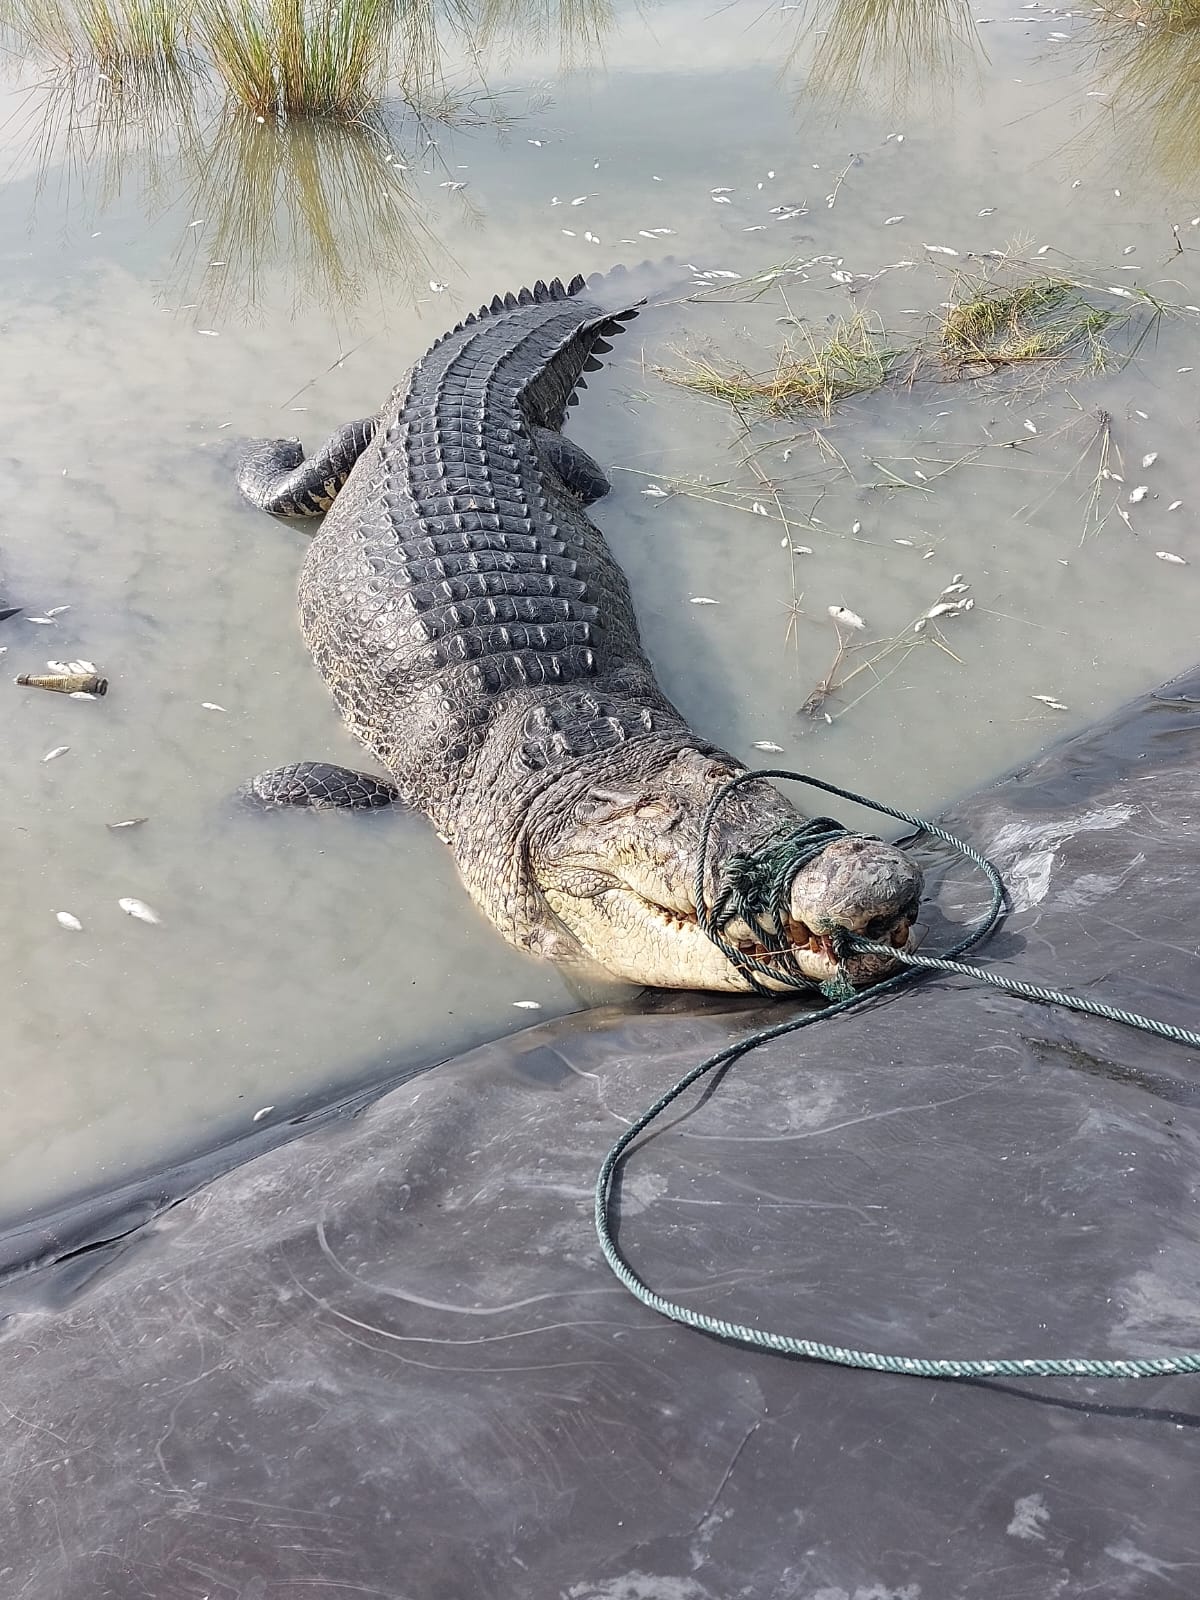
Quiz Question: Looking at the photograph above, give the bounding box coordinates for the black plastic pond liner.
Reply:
[2,666,1200,1599]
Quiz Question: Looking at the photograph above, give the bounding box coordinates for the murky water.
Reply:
[2,0,1198,1223]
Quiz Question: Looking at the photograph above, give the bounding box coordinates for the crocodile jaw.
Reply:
[537,835,923,995]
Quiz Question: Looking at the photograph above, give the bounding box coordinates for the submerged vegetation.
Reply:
[666,258,1165,421]
[938,272,1117,373]
[665,315,904,420]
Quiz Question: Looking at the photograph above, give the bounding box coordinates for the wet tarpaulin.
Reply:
[3,669,1200,1600]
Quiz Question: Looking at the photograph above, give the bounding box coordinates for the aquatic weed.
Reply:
[938,272,1119,373]
[664,314,906,420]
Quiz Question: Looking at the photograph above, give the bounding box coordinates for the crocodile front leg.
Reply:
[237,418,377,518]
[241,762,401,809]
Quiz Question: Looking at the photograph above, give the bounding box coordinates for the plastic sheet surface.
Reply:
[3,669,1200,1600]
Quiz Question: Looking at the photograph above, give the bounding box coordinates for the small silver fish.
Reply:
[118,896,161,924]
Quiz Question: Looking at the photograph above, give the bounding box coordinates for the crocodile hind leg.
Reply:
[237,418,378,518]
[241,762,401,810]
[533,427,610,505]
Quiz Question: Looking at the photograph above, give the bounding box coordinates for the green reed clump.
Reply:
[665,315,905,420]
[191,0,423,119]
[1,0,191,69]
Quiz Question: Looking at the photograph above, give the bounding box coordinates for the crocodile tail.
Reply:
[526,258,685,430]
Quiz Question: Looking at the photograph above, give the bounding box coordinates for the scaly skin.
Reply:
[237,274,922,991]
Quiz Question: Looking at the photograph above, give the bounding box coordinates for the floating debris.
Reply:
[828,605,866,630]
[118,897,161,924]
[17,672,108,696]
[1033,695,1069,710]
[1141,452,1159,469]
[664,313,902,420]
[753,741,784,752]
[55,911,83,931]
[641,486,668,498]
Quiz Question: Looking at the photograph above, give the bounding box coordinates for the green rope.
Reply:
[594,767,1200,1381]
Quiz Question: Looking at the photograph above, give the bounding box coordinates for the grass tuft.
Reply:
[664,314,904,420]
[1,0,191,70]
[191,0,413,119]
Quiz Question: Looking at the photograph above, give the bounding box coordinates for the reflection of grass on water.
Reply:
[172,109,448,318]
[939,273,1118,373]
[664,315,905,420]
[1085,3,1200,187]
[787,0,983,107]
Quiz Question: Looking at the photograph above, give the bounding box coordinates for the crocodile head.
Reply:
[528,745,923,993]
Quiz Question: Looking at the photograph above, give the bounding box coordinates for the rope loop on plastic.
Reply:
[595,767,1200,1381]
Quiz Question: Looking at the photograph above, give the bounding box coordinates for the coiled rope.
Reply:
[594,768,1200,1380]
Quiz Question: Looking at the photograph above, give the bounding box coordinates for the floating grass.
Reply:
[938,271,1119,373]
[664,315,905,420]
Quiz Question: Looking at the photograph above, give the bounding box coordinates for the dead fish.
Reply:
[828,605,867,630]
[42,746,70,762]
[118,896,161,924]
[107,817,149,831]
[55,911,84,931]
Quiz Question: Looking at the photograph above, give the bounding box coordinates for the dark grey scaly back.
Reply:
[298,273,691,823]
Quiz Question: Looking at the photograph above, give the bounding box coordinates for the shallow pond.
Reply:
[2,0,1198,1223]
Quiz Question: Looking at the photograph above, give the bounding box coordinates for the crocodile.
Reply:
[236,270,922,992]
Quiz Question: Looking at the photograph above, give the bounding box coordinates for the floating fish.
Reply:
[55,911,83,931]
[828,605,866,630]
[42,746,70,762]
[118,897,161,924]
